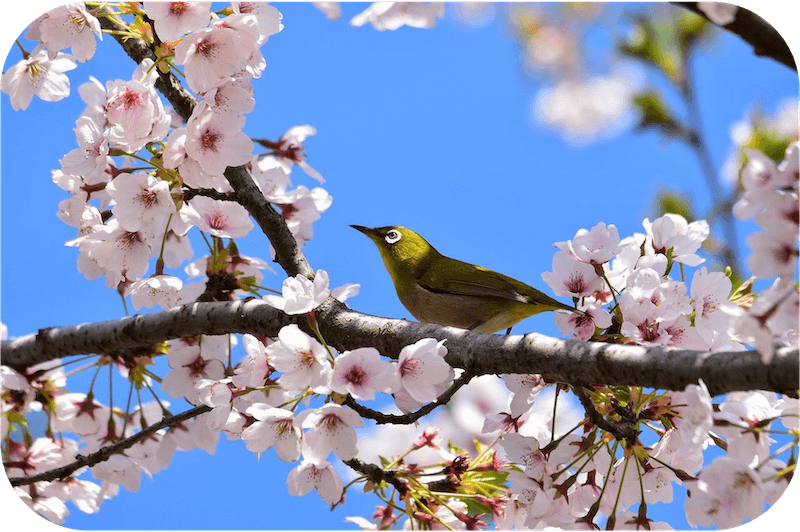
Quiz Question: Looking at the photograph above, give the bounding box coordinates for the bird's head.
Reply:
[351,225,437,290]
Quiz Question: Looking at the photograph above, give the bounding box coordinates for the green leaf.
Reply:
[654,188,694,221]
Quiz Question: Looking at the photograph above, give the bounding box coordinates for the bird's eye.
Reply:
[385,230,402,244]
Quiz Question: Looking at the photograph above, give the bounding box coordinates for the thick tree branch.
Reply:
[224,166,314,279]
[673,2,796,71]
[2,299,797,397]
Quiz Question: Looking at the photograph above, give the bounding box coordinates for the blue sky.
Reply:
[1,1,798,530]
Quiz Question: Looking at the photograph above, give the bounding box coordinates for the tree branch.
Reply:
[224,166,314,279]
[2,299,797,397]
[572,385,639,443]
[672,2,796,71]
[344,457,409,496]
[9,404,211,487]
[343,370,475,424]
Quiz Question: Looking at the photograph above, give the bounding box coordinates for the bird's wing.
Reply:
[420,267,529,303]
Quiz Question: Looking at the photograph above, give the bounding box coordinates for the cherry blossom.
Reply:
[534,72,638,144]
[499,433,549,481]
[231,2,285,45]
[684,456,765,528]
[38,3,102,62]
[564,221,622,265]
[142,2,212,42]
[104,78,171,153]
[270,185,333,246]
[59,114,109,183]
[53,393,109,436]
[330,347,399,401]
[125,275,184,311]
[179,195,254,239]
[394,338,453,408]
[267,125,325,183]
[196,378,235,430]
[184,109,254,175]
[77,219,154,286]
[174,25,253,93]
[263,270,332,315]
[91,453,142,493]
[267,324,331,394]
[541,249,603,298]
[105,172,176,234]
[232,334,273,388]
[554,301,611,341]
[1,46,77,111]
[286,459,343,504]
[242,404,301,461]
[300,403,364,462]
[351,2,445,31]
[644,213,709,266]
[502,374,546,418]
[161,337,228,404]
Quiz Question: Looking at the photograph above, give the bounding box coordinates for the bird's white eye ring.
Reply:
[385,230,402,244]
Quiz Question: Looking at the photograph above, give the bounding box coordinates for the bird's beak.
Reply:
[350,225,380,242]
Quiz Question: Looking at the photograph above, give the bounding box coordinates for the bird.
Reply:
[351,225,581,334]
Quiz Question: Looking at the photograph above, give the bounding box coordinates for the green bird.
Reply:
[351,225,580,334]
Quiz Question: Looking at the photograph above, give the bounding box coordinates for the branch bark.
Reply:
[672,2,796,71]
[2,299,797,397]
[8,404,211,487]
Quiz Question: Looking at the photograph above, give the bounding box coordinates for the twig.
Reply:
[182,185,238,203]
[343,370,475,425]
[9,404,211,487]
[572,385,639,443]
[344,457,408,496]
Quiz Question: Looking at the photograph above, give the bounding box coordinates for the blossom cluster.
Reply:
[542,198,798,364]
[2,2,331,312]
[2,268,457,518]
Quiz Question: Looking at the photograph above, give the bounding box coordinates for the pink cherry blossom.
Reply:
[300,403,364,462]
[174,26,252,93]
[541,249,603,298]
[143,2,212,42]
[179,195,254,239]
[330,347,399,401]
[242,404,301,461]
[1,47,76,111]
[287,459,343,504]
[351,2,445,31]
[125,275,184,311]
[395,338,453,406]
[263,270,332,315]
[185,109,254,175]
[38,3,102,62]
[105,172,175,234]
[267,324,331,394]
